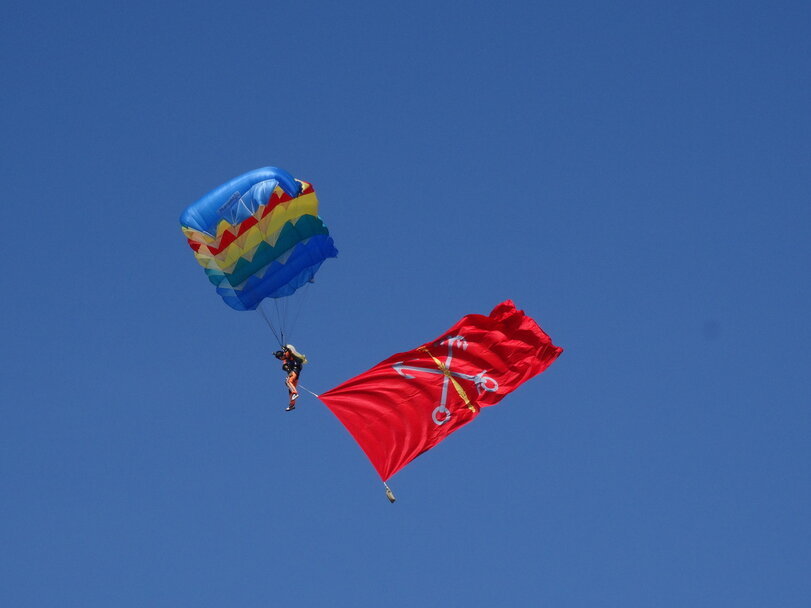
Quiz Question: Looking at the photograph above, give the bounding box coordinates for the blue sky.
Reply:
[2,1,810,606]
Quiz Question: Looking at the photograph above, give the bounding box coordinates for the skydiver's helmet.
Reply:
[274,349,286,360]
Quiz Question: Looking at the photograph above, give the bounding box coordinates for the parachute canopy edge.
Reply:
[180,166,302,235]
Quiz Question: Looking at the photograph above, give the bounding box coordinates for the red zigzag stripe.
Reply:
[186,183,315,255]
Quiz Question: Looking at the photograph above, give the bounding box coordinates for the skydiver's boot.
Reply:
[285,392,298,411]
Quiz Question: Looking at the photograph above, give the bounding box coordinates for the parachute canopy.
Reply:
[180,167,337,311]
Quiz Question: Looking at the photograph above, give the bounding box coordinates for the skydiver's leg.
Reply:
[285,371,299,410]
[287,372,299,398]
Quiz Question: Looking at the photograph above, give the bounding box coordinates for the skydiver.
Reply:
[274,345,307,411]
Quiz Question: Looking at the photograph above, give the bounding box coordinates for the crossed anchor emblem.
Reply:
[392,335,499,425]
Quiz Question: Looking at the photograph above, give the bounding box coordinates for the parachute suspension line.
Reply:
[264,281,313,348]
[273,296,288,345]
[257,301,284,348]
[384,482,396,503]
[284,281,311,344]
[272,298,281,344]
[256,282,311,349]
[277,298,287,345]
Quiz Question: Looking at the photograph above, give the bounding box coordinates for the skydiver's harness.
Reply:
[276,350,302,376]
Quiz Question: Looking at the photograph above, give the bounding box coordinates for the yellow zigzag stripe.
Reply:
[181,185,286,243]
[181,181,313,244]
[189,192,320,271]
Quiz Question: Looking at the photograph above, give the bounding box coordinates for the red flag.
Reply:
[319,301,563,481]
